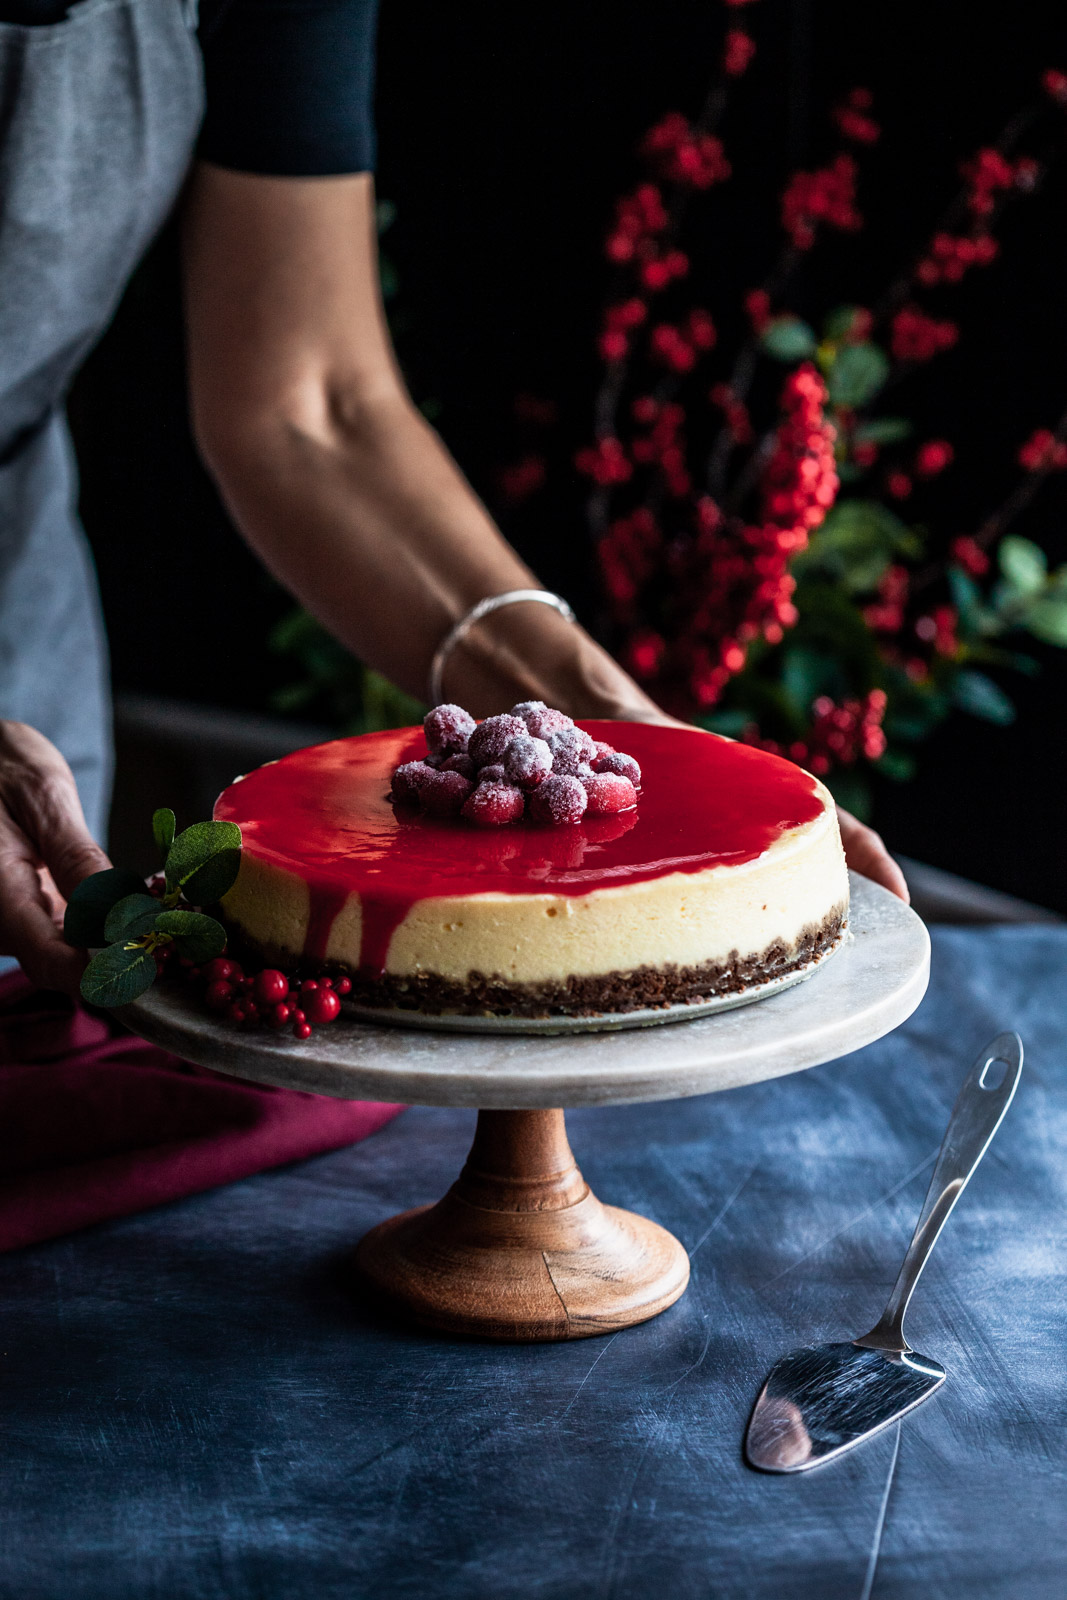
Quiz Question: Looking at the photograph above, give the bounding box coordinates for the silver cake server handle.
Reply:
[853,1030,1023,1355]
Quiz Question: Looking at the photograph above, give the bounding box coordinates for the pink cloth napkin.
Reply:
[0,971,403,1252]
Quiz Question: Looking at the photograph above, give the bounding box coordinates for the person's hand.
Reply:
[0,723,111,994]
[836,807,909,901]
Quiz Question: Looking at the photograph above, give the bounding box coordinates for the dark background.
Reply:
[69,0,1067,909]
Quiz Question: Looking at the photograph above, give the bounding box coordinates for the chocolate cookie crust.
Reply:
[317,904,847,1019]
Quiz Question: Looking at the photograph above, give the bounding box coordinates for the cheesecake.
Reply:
[214,717,848,1018]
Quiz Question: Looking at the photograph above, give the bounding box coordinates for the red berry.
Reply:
[461,782,526,827]
[306,988,341,1024]
[203,958,241,984]
[521,706,573,741]
[205,980,233,1013]
[420,768,474,817]
[244,1002,260,1022]
[293,1021,313,1040]
[391,760,433,804]
[440,752,476,779]
[546,726,597,775]
[300,980,319,996]
[269,1003,292,1029]
[504,734,553,789]
[291,1009,306,1025]
[468,714,528,769]
[334,976,352,996]
[319,975,334,988]
[592,749,642,787]
[477,763,507,784]
[227,1003,247,1025]
[529,774,588,825]
[583,773,638,814]
[423,703,477,756]
[254,969,289,1006]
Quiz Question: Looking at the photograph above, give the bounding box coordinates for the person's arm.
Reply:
[182,167,656,722]
[181,164,907,901]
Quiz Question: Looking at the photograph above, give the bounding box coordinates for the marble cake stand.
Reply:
[120,873,929,1342]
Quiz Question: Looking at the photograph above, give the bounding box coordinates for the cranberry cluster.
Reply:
[781,154,861,251]
[392,703,642,828]
[156,945,350,1040]
[1018,429,1067,473]
[889,306,959,364]
[740,689,888,775]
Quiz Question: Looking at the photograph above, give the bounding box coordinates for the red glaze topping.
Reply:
[214,722,825,976]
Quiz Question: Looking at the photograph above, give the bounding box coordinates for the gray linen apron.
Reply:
[0,0,205,846]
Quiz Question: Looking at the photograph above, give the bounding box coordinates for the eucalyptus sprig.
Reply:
[64,808,242,1009]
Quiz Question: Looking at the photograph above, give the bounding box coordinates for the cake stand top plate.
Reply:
[120,873,927,1109]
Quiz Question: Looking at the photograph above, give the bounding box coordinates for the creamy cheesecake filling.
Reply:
[222,803,847,986]
[215,721,849,1017]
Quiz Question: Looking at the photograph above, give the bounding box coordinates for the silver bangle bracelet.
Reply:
[428,588,577,707]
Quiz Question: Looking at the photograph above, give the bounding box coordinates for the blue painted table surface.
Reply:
[1,927,1064,1600]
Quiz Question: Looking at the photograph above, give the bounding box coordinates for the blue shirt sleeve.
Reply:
[197,0,379,176]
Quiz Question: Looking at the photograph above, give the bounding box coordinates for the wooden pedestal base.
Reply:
[355,1108,690,1341]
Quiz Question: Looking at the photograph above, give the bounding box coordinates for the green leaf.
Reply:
[795,500,920,593]
[103,894,162,944]
[827,343,890,407]
[998,536,1047,595]
[780,645,842,713]
[63,867,149,949]
[164,821,242,906]
[822,306,867,342]
[80,942,158,1008]
[948,565,981,625]
[875,749,917,782]
[853,418,912,445]
[154,910,227,963]
[952,669,1016,724]
[1025,596,1067,647]
[360,669,427,733]
[761,317,818,362]
[152,807,176,857]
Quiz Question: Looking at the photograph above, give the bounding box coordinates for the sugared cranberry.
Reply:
[504,734,553,789]
[510,700,547,722]
[546,726,597,775]
[530,773,588,824]
[592,740,616,761]
[593,749,642,787]
[468,714,528,768]
[334,976,352,996]
[477,763,507,785]
[440,752,476,779]
[254,969,289,1006]
[523,706,573,741]
[583,773,638,814]
[420,768,474,817]
[306,988,341,1024]
[461,781,526,827]
[293,1021,313,1041]
[205,980,233,1014]
[424,703,477,756]
[391,760,432,804]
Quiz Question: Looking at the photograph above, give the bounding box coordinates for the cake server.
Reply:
[745,1030,1022,1473]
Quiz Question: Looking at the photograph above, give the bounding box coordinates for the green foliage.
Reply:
[826,342,890,408]
[63,868,147,949]
[103,893,163,944]
[270,607,425,733]
[80,943,158,1009]
[999,535,1046,594]
[155,910,227,963]
[761,317,818,361]
[795,502,920,593]
[152,807,176,857]
[853,418,912,446]
[822,306,867,342]
[68,811,241,1008]
[952,669,1016,724]
[164,821,242,907]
